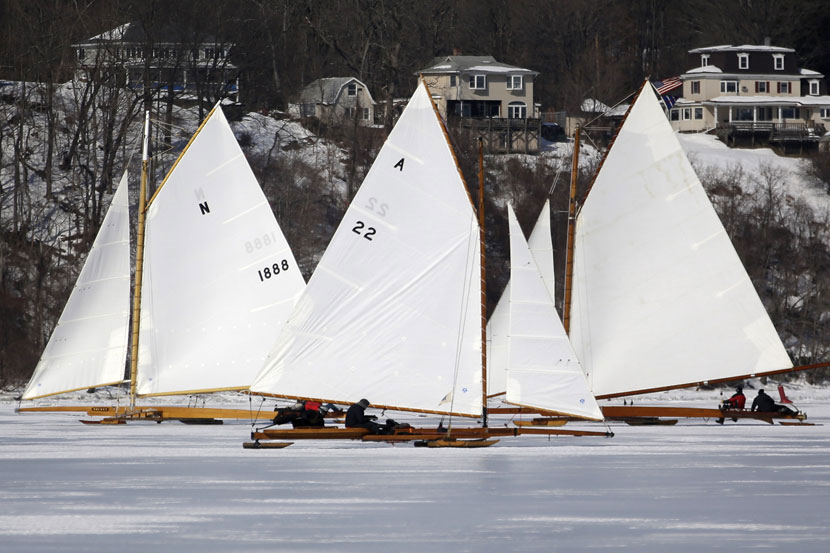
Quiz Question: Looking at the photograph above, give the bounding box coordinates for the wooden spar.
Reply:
[17,405,278,420]
[594,361,830,399]
[129,110,151,409]
[562,127,579,333]
[478,136,487,427]
[248,391,481,418]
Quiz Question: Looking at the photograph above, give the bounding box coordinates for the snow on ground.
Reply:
[2,383,829,552]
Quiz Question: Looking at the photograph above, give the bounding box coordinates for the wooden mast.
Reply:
[478,137,487,427]
[562,127,580,333]
[129,110,150,409]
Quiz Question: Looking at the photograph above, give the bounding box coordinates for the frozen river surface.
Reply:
[2,392,830,552]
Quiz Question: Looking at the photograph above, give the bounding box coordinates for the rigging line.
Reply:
[448,215,480,433]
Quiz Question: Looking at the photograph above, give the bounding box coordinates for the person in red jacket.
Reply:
[716,386,746,424]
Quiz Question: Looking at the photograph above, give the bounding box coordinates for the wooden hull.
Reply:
[514,418,569,427]
[18,405,279,422]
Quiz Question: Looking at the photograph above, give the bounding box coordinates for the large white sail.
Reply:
[137,106,305,396]
[487,200,555,396]
[505,205,602,420]
[250,82,483,416]
[569,85,792,398]
[22,172,131,400]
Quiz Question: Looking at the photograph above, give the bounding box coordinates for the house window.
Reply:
[720,81,737,93]
[77,48,85,60]
[670,109,680,121]
[347,83,356,96]
[507,75,523,90]
[204,48,215,59]
[781,107,800,119]
[301,103,315,117]
[755,81,769,93]
[694,107,703,120]
[362,107,370,120]
[450,75,456,87]
[778,82,792,94]
[691,81,700,94]
[683,107,692,120]
[344,107,354,118]
[820,108,830,119]
[701,54,710,67]
[809,80,820,95]
[773,54,784,70]
[469,74,486,89]
[737,53,749,69]
[507,101,526,118]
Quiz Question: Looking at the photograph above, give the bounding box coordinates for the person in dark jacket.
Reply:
[345,399,383,433]
[752,389,798,416]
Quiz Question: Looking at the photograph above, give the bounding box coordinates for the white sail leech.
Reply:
[136,105,305,396]
[22,171,132,400]
[569,85,792,398]
[250,82,483,416]
[505,205,602,420]
[487,200,555,397]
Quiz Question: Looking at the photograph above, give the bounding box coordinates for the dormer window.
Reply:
[347,83,356,96]
[469,74,486,90]
[809,80,820,95]
[506,75,523,90]
[773,54,784,70]
[701,54,710,67]
[737,53,749,70]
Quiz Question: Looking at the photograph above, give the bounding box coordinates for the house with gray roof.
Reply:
[670,42,829,149]
[419,55,541,152]
[72,22,238,101]
[294,77,376,126]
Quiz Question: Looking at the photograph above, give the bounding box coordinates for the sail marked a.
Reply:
[569,84,792,398]
[250,81,483,416]
[22,171,132,400]
[137,105,305,396]
[505,204,602,420]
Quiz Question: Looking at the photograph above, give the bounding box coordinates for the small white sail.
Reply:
[569,85,792,398]
[137,105,305,396]
[505,205,602,420]
[487,200,554,396]
[250,82,483,416]
[22,172,131,400]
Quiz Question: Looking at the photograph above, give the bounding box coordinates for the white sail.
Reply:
[505,205,602,420]
[137,105,305,396]
[569,85,792,398]
[487,200,554,396]
[22,172,131,400]
[250,82,483,416]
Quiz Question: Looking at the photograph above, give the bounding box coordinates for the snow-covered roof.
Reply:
[580,98,609,113]
[75,22,224,46]
[800,68,824,77]
[299,77,375,106]
[686,65,723,74]
[419,55,537,76]
[703,95,830,107]
[689,44,794,54]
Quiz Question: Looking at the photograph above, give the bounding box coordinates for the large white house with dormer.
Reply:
[669,43,829,145]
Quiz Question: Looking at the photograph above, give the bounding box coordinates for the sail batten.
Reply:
[569,84,792,398]
[505,205,603,421]
[22,172,132,400]
[250,82,483,416]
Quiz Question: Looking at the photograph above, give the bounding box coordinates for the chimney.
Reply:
[764,36,771,46]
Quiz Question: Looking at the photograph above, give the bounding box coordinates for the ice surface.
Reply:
[2,386,829,552]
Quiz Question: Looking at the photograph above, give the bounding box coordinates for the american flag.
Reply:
[654,77,682,95]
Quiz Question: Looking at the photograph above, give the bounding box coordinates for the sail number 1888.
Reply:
[258,260,290,281]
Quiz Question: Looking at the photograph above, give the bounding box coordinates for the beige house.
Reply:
[294,77,376,126]
[669,43,829,146]
[418,55,541,152]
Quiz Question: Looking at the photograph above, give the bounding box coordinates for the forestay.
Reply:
[569,85,792,398]
[250,82,483,416]
[137,106,305,396]
[487,200,555,396]
[22,172,131,400]
[505,205,602,420]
